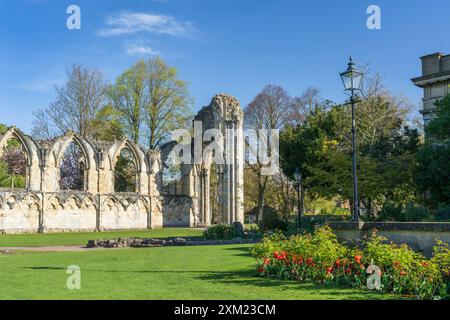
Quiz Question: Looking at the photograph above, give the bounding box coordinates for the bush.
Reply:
[378,203,431,222]
[252,226,449,299]
[435,205,450,221]
[203,225,237,240]
[259,206,288,231]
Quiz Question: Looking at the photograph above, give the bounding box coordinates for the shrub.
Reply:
[378,203,430,222]
[203,225,237,240]
[252,226,448,299]
[435,205,450,221]
[259,206,288,231]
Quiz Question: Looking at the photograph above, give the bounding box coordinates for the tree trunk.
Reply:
[256,176,268,224]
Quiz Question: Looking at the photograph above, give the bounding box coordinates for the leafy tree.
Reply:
[144,57,192,149]
[114,149,137,192]
[110,60,147,144]
[415,95,450,206]
[279,80,420,219]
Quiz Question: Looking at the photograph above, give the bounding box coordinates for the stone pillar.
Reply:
[204,169,211,226]
[234,119,245,223]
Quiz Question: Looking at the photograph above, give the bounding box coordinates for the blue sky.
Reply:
[1,0,450,134]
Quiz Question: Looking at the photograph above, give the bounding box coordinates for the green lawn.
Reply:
[0,228,203,247]
[0,244,398,300]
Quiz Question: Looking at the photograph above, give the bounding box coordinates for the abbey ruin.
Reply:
[0,94,244,233]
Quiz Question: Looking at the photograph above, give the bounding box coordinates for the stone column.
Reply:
[204,169,211,226]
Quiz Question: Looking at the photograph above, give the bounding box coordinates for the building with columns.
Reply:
[412,52,450,125]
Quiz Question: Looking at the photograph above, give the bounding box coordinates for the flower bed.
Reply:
[252,226,450,300]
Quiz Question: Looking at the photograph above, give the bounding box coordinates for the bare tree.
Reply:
[288,87,323,126]
[244,84,291,223]
[32,64,108,139]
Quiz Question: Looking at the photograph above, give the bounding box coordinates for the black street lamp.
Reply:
[340,56,363,222]
[293,167,303,229]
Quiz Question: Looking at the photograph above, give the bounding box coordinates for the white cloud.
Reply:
[98,11,195,37]
[126,44,159,55]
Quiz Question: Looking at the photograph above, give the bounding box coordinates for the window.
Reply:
[114,148,137,193]
[59,142,85,191]
[0,138,27,189]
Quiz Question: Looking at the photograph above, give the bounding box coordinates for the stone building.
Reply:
[0,94,244,233]
[412,52,450,125]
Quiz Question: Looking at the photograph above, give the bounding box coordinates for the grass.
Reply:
[0,228,203,247]
[0,244,398,300]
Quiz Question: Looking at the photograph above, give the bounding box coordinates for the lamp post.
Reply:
[340,56,363,222]
[293,167,303,229]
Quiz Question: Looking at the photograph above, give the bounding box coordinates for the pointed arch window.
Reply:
[59,142,86,191]
[114,148,137,193]
[0,137,27,189]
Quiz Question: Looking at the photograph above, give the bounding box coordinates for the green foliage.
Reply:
[252,226,449,299]
[377,203,431,222]
[415,95,450,207]
[279,93,421,219]
[91,105,124,142]
[203,225,237,240]
[111,57,193,149]
[114,149,137,192]
[259,206,288,231]
[0,123,9,135]
[425,95,450,140]
[0,161,11,187]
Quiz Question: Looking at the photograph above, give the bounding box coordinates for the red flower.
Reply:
[335,259,341,267]
[326,267,333,275]
[258,266,264,273]
[306,257,314,265]
[421,262,429,268]
[354,255,362,264]
[263,258,270,265]
[296,256,304,265]
[393,261,401,269]
[345,268,352,274]
[400,271,407,276]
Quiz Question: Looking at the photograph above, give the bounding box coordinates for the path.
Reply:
[0,246,130,252]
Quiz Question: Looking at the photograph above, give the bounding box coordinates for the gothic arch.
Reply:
[109,139,144,173]
[52,132,92,170]
[0,127,35,166]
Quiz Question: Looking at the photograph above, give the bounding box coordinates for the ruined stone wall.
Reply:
[162,195,196,227]
[0,93,245,234]
[0,127,164,234]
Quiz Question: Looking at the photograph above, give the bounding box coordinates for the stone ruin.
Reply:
[0,94,244,233]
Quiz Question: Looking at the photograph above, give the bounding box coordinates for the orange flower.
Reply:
[400,271,407,276]
[354,255,362,264]
[326,267,333,275]
[335,259,341,267]
[263,258,270,265]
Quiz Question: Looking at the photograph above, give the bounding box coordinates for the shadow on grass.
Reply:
[20,266,393,300]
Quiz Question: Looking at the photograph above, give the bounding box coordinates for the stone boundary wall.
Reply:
[328,221,450,257]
